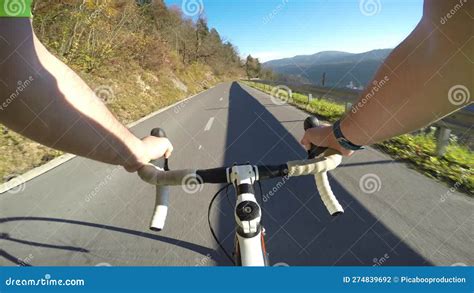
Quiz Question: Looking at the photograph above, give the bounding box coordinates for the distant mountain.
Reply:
[263,49,392,89]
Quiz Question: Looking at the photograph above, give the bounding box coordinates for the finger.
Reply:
[164,146,173,158]
[300,137,311,148]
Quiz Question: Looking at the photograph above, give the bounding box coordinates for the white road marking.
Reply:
[204,117,215,131]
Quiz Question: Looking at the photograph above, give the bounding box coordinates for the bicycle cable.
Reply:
[208,183,235,265]
[225,183,234,209]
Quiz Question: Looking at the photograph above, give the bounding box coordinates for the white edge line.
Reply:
[0,82,224,194]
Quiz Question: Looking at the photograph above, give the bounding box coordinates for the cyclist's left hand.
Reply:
[125,136,173,172]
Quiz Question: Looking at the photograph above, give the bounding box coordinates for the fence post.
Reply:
[345,102,353,114]
[435,126,451,157]
[308,94,312,104]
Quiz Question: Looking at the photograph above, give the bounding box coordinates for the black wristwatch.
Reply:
[332,120,364,151]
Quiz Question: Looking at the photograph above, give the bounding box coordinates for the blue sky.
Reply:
[164,0,424,62]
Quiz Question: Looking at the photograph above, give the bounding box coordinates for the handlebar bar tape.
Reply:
[314,172,344,216]
[287,154,344,216]
[138,164,197,185]
[150,185,170,231]
[286,154,342,176]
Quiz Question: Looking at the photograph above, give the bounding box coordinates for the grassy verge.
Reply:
[243,80,473,195]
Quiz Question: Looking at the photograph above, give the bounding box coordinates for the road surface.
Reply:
[1,82,472,266]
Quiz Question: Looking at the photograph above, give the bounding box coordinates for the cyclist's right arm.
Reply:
[302,0,473,154]
[0,19,172,172]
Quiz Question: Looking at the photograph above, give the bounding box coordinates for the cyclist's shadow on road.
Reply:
[216,82,429,266]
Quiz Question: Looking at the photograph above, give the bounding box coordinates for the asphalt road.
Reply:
[1,82,472,266]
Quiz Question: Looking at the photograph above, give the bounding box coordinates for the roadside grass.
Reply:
[242,80,473,195]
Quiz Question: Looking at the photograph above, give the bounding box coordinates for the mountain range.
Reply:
[263,49,392,88]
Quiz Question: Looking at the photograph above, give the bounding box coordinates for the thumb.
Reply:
[164,142,173,159]
[300,136,312,151]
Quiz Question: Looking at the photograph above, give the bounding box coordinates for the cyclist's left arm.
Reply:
[0,19,172,172]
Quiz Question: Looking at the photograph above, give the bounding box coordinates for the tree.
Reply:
[245,55,261,80]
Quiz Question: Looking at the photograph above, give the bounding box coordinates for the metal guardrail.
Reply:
[344,102,473,157]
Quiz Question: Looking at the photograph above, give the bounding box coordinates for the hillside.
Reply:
[0,0,244,183]
[264,49,391,88]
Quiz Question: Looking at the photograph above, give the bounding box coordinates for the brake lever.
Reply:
[151,128,170,171]
[303,116,327,159]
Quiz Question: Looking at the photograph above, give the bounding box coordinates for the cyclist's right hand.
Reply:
[301,125,353,157]
[125,136,173,172]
